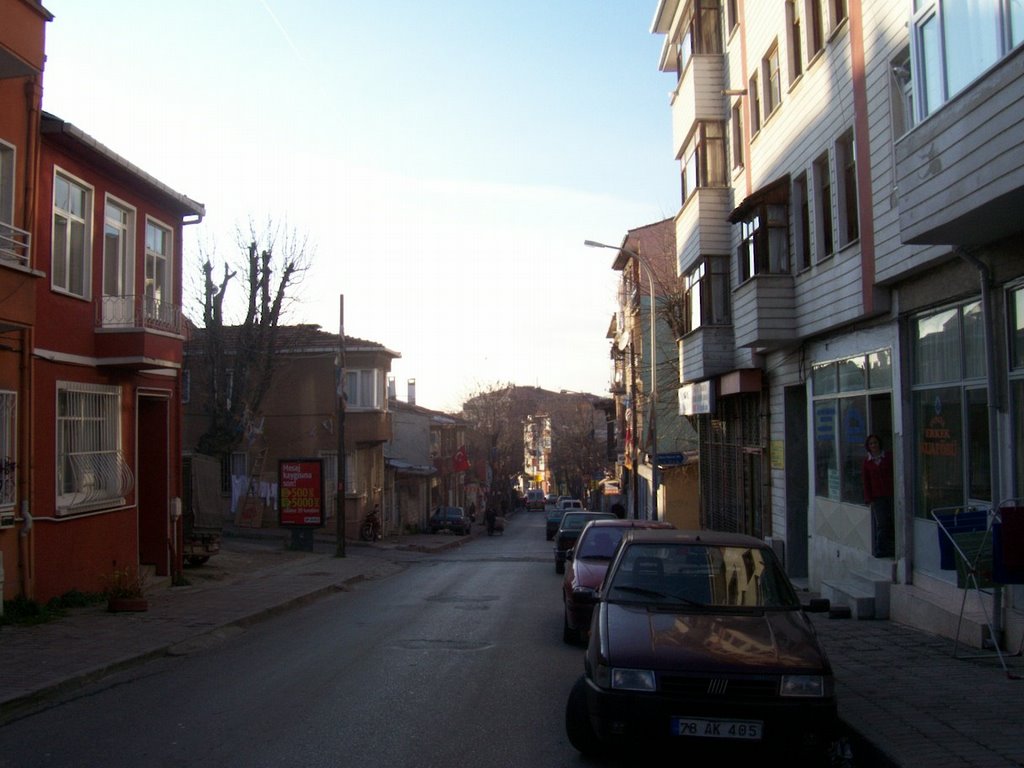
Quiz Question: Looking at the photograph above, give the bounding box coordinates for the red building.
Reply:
[26,114,204,600]
[0,1,205,603]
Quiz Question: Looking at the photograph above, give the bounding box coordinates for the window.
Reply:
[830,0,848,29]
[0,141,13,229]
[787,1,803,82]
[730,102,744,170]
[912,1,1018,119]
[681,122,727,200]
[1010,286,1024,499]
[763,43,782,116]
[808,0,825,58]
[738,201,789,281]
[836,129,859,246]
[52,170,92,298]
[890,47,916,138]
[813,351,892,503]
[220,451,247,495]
[749,72,761,134]
[793,172,811,271]
[145,219,172,324]
[103,198,134,326]
[673,0,723,78]
[911,301,990,517]
[0,390,15,509]
[726,0,738,33]
[346,369,382,409]
[813,152,834,260]
[684,256,730,333]
[57,382,131,510]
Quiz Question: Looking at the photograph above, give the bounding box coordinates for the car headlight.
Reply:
[598,666,656,692]
[780,675,826,697]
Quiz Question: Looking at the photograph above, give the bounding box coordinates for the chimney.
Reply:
[407,378,416,406]
[387,375,396,400]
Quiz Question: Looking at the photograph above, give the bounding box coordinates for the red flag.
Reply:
[453,446,470,472]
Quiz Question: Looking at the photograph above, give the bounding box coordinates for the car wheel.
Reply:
[563,605,580,645]
[565,676,602,757]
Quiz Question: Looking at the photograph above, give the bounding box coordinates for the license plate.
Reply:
[673,717,763,740]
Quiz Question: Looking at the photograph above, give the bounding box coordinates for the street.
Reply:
[0,512,862,767]
[0,513,591,767]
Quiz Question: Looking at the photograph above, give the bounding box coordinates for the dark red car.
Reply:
[562,518,674,644]
[566,529,837,761]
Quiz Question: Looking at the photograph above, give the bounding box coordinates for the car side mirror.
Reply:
[802,597,831,613]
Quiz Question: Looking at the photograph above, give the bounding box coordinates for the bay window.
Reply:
[684,256,730,333]
[347,369,383,410]
[681,122,727,201]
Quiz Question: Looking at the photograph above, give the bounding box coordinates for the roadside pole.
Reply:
[336,294,346,557]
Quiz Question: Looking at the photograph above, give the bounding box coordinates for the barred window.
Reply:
[57,382,133,510]
[0,390,15,508]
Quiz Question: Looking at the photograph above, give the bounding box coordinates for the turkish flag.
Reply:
[453,446,470,472]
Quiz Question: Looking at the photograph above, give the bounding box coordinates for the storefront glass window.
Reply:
[914,307,960,384]
[814,400,839,500]
[915,387,962,515]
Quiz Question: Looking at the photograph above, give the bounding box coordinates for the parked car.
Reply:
[562,519,675,644]
[545,506,565,540]
[428,506,472,535]
[553,511,616,573]
[565,529,837,760]
[525,489,546,511]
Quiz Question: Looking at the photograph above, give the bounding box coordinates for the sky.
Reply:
[40,0,679,412]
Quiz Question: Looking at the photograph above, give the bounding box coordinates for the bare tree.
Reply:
[194,223,311,456]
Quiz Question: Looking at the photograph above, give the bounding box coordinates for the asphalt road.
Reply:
[0,511,602,768]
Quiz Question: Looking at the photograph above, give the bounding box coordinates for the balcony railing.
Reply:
[0,222,31,268]
[97,294,182,334]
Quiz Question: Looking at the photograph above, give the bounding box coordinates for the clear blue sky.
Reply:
[41,1,679,411]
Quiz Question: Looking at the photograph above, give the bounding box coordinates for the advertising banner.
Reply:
[278,459,324,528]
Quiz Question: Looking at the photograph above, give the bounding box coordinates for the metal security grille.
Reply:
[698,393,766,537]
[0,390,15,508]
[57,382,133,508]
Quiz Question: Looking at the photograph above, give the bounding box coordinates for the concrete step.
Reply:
[890,573,995,649]
[821,572,891,619]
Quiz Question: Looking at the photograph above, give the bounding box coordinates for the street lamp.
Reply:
[584,239,659,521]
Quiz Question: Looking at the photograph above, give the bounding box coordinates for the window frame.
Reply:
[813,151,834,262]
[681,121,728,201]
[793,172,811,272]
[52,168,93,299]
[910,0,1018,120]
[56,381,130,511]
[0,139,14,229]
[835,129,859,247]
[787,1,804,83]
[749,72,761,134]
[144,217,173,324]
[684,255,731,334]
[346,368,383,410]
[736,192,790,282]
[812,350,893,504]
[763,42,782,117]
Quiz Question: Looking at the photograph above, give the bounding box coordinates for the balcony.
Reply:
[896,45,1024,245]
[679,324,735,382]
[732,274,796,348]
[0,222,31,269]
[670,55,726,160]
[347,410,391,445]
[94,294,183,369]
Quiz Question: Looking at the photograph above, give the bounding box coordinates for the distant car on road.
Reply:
[565,529,837,760]
[553,511,616,573]
[525,489,546,511]
[561,518,675,644]
[546,499,584,540]
[428,506,472,535]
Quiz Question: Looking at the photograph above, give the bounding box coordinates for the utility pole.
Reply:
[335,295,346,557]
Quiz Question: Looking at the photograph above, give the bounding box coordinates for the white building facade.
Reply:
[651,0,1024,649]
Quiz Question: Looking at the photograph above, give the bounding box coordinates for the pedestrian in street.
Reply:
[863,434,895,557]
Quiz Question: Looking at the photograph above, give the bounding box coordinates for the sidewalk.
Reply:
[2,525,1023,767]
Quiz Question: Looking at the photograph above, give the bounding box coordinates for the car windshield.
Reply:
[576,528,623,559]
[606,543,800,609]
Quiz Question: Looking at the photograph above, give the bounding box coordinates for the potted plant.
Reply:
[104,566,148,612]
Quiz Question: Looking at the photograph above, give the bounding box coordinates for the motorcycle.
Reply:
[359,507,382,541]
